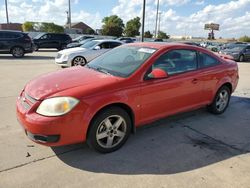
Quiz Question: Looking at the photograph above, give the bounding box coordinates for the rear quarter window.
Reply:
[199,52,220,68]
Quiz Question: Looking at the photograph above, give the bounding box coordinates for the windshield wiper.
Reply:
[95,67,113,75]
[86,65,112,75]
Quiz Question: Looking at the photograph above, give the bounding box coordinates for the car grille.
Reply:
[56,53,62,59]
[20,92,38,110]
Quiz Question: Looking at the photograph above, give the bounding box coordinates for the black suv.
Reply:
[0,30,33,58]
[33,33,72,51]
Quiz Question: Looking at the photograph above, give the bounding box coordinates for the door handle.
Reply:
[192,78,198,84]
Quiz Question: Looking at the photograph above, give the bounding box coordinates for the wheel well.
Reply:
[87,103,136,138]
[221,82,232,93]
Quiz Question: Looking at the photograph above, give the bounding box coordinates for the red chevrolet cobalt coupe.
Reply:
[16,43,239,153]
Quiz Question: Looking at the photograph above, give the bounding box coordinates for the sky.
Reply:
[0,0,249,38]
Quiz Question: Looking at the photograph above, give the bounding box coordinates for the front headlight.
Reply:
[62,54,69,61]
[36,97,79,116]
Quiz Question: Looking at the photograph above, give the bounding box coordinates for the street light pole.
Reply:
[158,12,162,33]
[154,0,159,38]
[5,0,9,24]
[68,0,71,29]
[141,0,146,42]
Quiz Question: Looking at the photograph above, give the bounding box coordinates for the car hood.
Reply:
[59,47,89,55]
[25,67,119,100]
[222,49,240,53]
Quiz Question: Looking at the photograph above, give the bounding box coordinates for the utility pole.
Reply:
[5,0,9,24]
[141,0,146,42]
[68,0,71,29]
[158,12,162,34]
[154,0,159,38]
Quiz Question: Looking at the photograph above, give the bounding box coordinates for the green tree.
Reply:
[157,31,170,39]
[84,28,95,35]
[39,23,64,33]
[22,22,34,32]
[101,15,124,37]
[144,30,153,38]
[239,35,250,42]
[124,17,141,37]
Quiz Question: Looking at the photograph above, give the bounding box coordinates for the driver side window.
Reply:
[99,42,110,49]
[152,50,198,75]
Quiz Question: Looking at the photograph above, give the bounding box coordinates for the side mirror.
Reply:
[147,68,168,79]
[94,46,101,50]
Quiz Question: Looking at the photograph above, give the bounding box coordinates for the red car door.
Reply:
[139,49,205,124]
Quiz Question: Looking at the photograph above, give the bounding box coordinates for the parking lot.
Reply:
[0,51,250,188]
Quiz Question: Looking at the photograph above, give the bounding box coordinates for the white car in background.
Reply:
[55,39,123,68]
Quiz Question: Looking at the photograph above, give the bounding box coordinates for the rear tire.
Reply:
[11,47,24,58]
[239,55,244,62]
[207,86,231,114]
[87,107,131,153]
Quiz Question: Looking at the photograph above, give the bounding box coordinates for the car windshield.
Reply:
[80,40,99,49]
[87,46,157,78]
[79,38,94,45]
[33,33,46,39]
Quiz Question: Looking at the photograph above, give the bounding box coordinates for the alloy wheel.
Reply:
[96,115,127,149]
[216,89,229,112]
[73,57,86,66]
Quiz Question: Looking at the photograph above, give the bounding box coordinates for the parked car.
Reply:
[17,43,239,153]
[0,30,33,57]
[117,37,134,43]
[72,35,94,43]
[177,41,200,46]
[154,38,164,42]
[55,39,123,67]
[220,44,250,62]
[33,33,72,51]
[66,38,97,49]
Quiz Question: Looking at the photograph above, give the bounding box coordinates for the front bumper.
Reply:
[16,92,87,146]
[55,58,70,67]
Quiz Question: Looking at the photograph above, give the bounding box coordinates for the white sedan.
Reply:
[55,39,123,67]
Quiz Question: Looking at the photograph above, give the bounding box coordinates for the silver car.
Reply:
[55,39,123,68]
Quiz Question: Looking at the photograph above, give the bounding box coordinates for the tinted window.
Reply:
[0,32,22,39]
[40,34,50,39]
[0,32,4,39]
[199,52,220,68]
[152,50,197,75]
[110,42,122,48]
[100,42,110,49]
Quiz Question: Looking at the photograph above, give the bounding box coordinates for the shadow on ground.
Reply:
[52,96,250,175]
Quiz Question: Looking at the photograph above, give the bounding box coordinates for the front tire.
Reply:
[72,56,87,66]
[87,107,131,153]
[12,47,24,58]
[207,86,231,114]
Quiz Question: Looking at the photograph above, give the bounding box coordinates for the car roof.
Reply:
[126,42,197,50]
